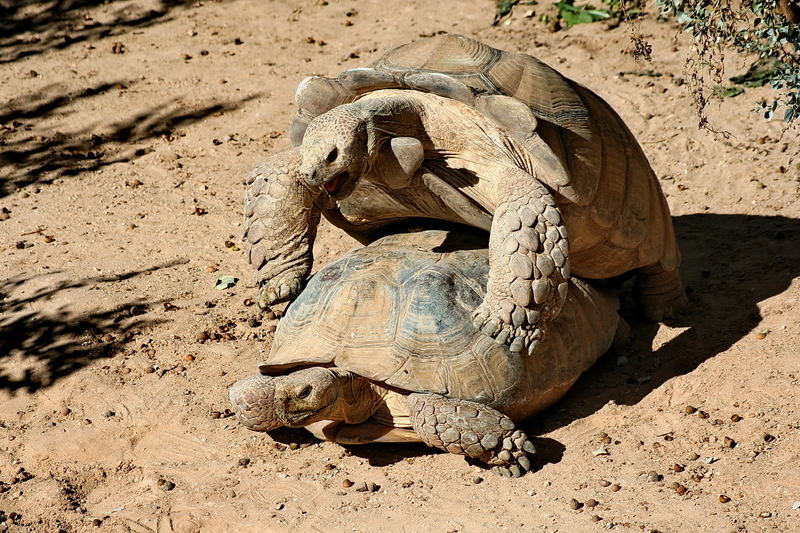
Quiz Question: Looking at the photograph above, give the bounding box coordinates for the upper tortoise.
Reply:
[243,34,685,353]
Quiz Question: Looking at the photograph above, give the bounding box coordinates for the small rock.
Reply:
[599,479,611,487]
[568,498,583,510]
[719,495,731,503]
[610,483,621,492]
[763,433,776,443]
[697,410,709,419]
[590,514,602,522]
[730,414,742,422]
[104,410,115,418]
[684,405,697,414]
[704,457,719,464]
[672,464,684,472]
[210,411,222,419]
[238,457,251,467]
[646,471,662,482]
[675,484,687,495]
[92,518,102,527]
[759,512,772,518]
[592,447,610,456]
[247,317,260,328]
[791,501,800,510]
[472,476,483,485]
[184,354,195,362]
[354,481,369,492]
[274,503,284,511]
[342,479,354,488]
[688,452,700,461]
[585,499,598,508]
[289,442,299,450]
[60,408,72,416]
[723,436,736,448]
[197,331,209,341]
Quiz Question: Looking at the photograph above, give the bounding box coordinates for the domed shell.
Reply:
[261,230,521,404]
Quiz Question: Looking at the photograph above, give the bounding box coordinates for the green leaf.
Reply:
[556,2,611,29]
[214,275,239,290]
[713,85,744,98]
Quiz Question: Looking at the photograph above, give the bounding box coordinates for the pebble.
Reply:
[763,433,776,443]
[759,512,772,518]
[599,479,611,487]
[585,499,598,508]
[675,484,687,496]
[197,331,209,341]
[791,501,800,510]
[672,464,684,472]
[342,479,354,488]
[83,419,92,425]
[238,457,251,467]
[472,476,483,485]
[60,408,72,416]
[289,442,299,450]
[719,495,731,503]
[731,414,743,422]
[92,519,102,527]
[104,410,115,418]
[723,436,736,448]
[697,410,709,419]
[684,405,697,414]
[274,503,284,511]
[210,411,221,419]
[568,498,582,510]
[610,484,621,492]
[354,481,369,492]
[590,514,602,522]
[592,446,610,456]
[646,471,662,482]
[247,317,260,328]
[183,354,195,362]
[688,452,700,461]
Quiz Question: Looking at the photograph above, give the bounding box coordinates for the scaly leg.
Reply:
[635,262,688,321]
[243,148,323,308]
[407,393,536,477]
[472,167,570,353]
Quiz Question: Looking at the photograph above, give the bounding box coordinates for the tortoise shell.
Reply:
[260,230,620,414]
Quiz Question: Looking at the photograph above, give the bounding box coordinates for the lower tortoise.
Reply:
[230,230,626,476]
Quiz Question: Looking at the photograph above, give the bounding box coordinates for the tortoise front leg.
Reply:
[244,148,323,308]
[407,393,536,477]
[472,167,570,353]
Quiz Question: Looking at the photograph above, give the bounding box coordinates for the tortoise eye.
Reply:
[326,147,338,163]
[297,385,312,399]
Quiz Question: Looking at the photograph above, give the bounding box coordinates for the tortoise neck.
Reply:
[329,368,390,425]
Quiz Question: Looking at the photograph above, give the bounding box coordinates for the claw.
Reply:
[509,337,524,353]
[510,465,522,478]
[481,320,501,337]
[523,440,536,454]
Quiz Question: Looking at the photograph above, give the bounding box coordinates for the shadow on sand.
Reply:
[524,212,800,437]
[0,80,260,198]
[0,261,187,394]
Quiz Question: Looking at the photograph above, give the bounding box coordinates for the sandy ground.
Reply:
[1,0,799,531]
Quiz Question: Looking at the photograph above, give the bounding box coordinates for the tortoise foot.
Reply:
[471,304,543,354]
[407,393,536,477]
[635,264,687,322]
[257,270,306,308]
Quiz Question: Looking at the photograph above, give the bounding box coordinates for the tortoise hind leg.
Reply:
[634,263,688,321]
[407,393,536,478]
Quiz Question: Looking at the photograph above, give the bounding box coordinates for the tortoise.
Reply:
[243,33,684,353]
[230,230,625,477]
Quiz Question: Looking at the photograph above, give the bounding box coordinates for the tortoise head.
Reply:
[299,105,370,199]
[273,367,343,427]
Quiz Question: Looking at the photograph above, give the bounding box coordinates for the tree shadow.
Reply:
[524,213,800,436]
[0,80,261,198]
[0,261,184,393]
[0,0,216,64]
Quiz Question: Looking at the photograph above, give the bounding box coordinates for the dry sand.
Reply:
[1,1,798,531]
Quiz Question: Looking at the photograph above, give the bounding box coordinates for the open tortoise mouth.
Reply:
[324,171,350,198]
